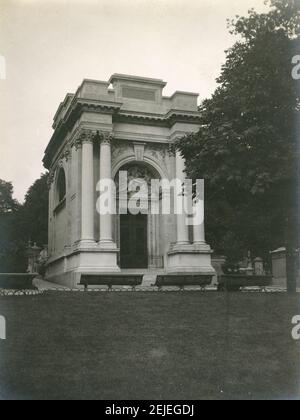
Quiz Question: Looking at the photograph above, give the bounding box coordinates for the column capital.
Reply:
[81,129,96,144]
[47,171,55,189]
[175,148,186,161]
[61,147,71,162]
[73,129,96,149]
[98,131,114,145]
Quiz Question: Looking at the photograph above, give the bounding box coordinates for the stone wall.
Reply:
[271,248,300,287]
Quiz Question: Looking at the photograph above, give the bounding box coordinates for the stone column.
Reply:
[47,173,55,255]
[80,130,95,244]
[65,148,72,248]
[175,150,189,245]
[72,140,83,244]
[99,132,116,248]
[193,180,206,244]
[193,220,205,244]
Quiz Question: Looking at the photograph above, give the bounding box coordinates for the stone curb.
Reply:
[0,289,44,297]
[0,286,297,296]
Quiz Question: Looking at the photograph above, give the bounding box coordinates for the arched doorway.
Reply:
[115,162,163,270]
[120,213,148,268]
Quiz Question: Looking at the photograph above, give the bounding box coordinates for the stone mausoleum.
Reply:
[43,74,215,287]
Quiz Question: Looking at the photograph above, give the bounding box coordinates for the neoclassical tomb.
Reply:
[43,74,215,287]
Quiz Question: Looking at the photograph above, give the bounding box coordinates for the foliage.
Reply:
[176,0,300,289]
[19,173,49,246]
[0,180,19,215]
[0,174,49,273]
[0,181,25,272]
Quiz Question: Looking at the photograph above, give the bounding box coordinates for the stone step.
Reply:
[141,274,157,287]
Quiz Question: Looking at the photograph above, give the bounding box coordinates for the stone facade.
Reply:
[43,74,215,287]
[271,248,300,287]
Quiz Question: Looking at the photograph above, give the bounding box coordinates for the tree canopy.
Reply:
[0,180,19,215]
[0,174,48,273]
[176,0,300,290]
[19,173,49,246]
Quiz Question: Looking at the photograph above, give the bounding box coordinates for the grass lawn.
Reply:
[0,291,300,400]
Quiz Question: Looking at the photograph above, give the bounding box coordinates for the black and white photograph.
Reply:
[0,0,300,403]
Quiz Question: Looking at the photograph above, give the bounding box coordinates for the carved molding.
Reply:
[71,129,114,148]
[134,142,146,161]
[145,142,170,160]
[126,164,155,186]
[47,171,55,189]
[145,143,171,176]
[72,129,97,150]
[99,131,114,145]
[62,147,71,161]
[112,140,133,161]
[112,141,171,161]
[115,163,157,198]
[48,144,71,190]
[111,140,171,180]
[81,129,96,145]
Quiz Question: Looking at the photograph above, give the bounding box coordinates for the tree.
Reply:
[0,180,25,272]
[18,173,49,246]
[176,0,300,291]
[0,180,19,215]
[0,174,49,273]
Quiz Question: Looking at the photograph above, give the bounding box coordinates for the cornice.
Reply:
[109,73,167,88]
[113,109,201,127]
[43,99,201,169]
[77,98,123,113]
[43,99,122,169]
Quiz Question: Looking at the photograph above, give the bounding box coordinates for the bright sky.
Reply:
[0,0,268,202]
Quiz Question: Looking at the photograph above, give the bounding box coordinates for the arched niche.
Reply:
[56,168,66,205]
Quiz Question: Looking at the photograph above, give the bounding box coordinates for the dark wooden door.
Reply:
[120,214,148,269]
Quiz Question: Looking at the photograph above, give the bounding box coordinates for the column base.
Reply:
[77,240,97,250]
[167,242,215,275]
[97,241,119,271]
[77,249,120,273]
[193,241,212,252]
[170,242,211,253]
[98,240,118,250]
[176,241,190,246]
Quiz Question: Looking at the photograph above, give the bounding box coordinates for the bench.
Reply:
[218,275,273,292]
[79,274,143,291]
[156,274,213,291]
[0,273,37,290]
